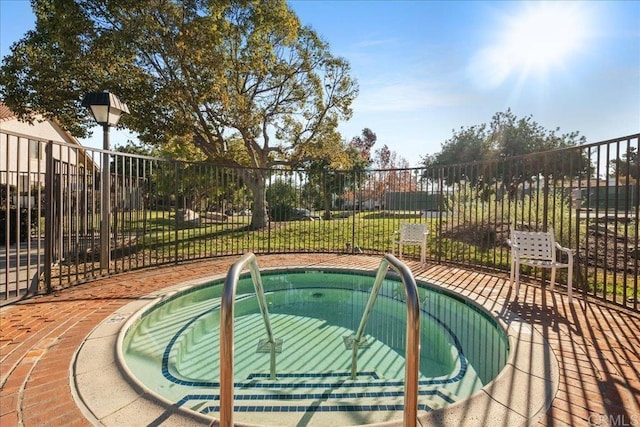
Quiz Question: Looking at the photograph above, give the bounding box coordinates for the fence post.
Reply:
[174,161,179,264]
[351,170,357,253]
[571,186,583,296]
[44,141,54,293]
[267,172,272,254]
[542,172,550,232]
[100,126,111,272]
[436,166,445,263]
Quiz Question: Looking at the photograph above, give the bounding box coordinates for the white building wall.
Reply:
[1,117,81,187]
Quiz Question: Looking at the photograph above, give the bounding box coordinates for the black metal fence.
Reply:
[1,130,638,311]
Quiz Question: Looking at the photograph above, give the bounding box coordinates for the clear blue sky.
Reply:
[2,0,639,165]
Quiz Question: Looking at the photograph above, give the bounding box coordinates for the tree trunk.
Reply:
[242,170,269,229]
[323,192,332,220]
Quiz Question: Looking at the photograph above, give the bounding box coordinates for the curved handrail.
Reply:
[220,253,277,427]
[350,253,421,427]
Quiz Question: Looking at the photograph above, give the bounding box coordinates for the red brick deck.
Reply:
[1,254,639,426]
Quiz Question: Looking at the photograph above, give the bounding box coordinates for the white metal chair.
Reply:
[507,228,574,302]
[392,223,429,264]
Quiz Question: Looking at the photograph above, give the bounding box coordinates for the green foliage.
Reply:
[442,180,575,244]
[610,145,638,183]
[510,188,575,245]
[266,178,298,221]
[0,0,128,136]
[424,125,490,170]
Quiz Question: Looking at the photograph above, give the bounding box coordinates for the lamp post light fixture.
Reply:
[81,91,129,271]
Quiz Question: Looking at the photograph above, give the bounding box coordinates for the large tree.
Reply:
[0,0,358,228]
[295,128,375,219]
[422,109,590,189]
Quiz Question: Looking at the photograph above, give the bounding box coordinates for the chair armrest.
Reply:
[508,241,521,258]
[506,239,519,249]
[554,242,574,261]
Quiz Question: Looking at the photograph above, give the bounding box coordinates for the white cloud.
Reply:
[354,79,464,113]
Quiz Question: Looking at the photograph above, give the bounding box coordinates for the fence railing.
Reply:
[1,131,638,311]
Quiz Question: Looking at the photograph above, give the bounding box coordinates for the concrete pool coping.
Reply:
[72,264,559,426]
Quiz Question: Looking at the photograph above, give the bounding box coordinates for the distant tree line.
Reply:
[421,109,593,196]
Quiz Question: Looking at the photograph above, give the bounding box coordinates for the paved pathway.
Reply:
[1,254,639,426]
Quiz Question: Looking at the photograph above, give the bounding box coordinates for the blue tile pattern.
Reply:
[199,402,434,414]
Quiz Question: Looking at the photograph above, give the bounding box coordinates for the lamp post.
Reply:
[81,91,129,271]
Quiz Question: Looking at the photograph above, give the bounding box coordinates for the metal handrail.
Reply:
[350,254,421,427]
[220,253,277,427]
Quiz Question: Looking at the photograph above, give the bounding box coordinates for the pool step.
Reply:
[243,370,381,382]
[233,383,458,405]
[185,378,460,414]
[181,384,457,425]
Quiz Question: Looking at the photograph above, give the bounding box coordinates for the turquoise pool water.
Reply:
[121,269,509,420]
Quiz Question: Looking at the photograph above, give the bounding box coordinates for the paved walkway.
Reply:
[1,254,639,426]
